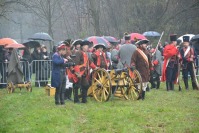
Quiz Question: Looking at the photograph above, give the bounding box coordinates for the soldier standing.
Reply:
[131,39,153,100]
[150,48,163,89]
[162,34,179,91]
[72,40,97,103]
[110,42,119,69]
[92,43,108,69]
[117,33,137,68]
[179,36,197,90]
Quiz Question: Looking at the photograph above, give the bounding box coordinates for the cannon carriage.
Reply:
[87,67,143,102]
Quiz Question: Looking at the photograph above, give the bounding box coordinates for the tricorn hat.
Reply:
[93,43,106,49]
[170,34,177,42]
[72,39,83,46]
[80,40,91,47]
[63,39,73,47]
[135,39,149,45]
[183,36,190,42]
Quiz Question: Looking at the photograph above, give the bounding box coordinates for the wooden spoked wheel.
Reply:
[7,82,14,94]
[27,82,32,92]
[91,68,112,102]
[126,69,143,100]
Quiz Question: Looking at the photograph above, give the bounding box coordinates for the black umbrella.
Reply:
[191,34,199,41]
[23,40,40,48]
[29,32,53,41]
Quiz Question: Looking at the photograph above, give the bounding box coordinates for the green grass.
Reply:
[0,84,199,133]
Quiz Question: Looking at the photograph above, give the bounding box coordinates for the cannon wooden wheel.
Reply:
[7,82,14,93]
[91,68,112,102]
[126,69,143,100]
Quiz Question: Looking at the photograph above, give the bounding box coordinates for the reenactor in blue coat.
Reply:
[179,36,197,90]
[51,44,74,105]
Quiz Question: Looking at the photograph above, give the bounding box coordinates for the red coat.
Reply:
[92,50,108,69]
[68,50,96,83]
[161,44,178,82]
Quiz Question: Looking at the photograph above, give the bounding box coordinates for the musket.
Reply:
[152,31,164,56]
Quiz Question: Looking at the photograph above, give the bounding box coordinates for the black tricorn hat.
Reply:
[93,43,106,49]
[170,34,177,42]
[183,36,190,42]
[135,39,149,45]
[80,40,91,46]
[72,39,83,46]
[63,39,73,47]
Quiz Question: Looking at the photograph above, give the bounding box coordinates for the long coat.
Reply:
[117,44,137,68]
[7,49,23,84]
[153,49,163,75]
[131,48,152,82]
[51,52,65,88]
[111,48,119,69]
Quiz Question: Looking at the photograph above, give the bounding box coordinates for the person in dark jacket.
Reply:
[40,45,50,86]
[51,44,68,105]
[22,46,32,82]
[0,46,7,88]
[31,46,43,87]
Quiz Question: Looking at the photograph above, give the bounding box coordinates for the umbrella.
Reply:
[102,36,118,43]
[143,31,161,37]
[178,34,195,42]
[5,43,25,49]
[191,34,199,41]
[0,38,18,46]
[85,36,111,48]
[28,32,53,41]
[23,40,40,48]
[129,33,147,41]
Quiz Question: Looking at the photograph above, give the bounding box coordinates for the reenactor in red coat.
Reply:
[92,43,108,69]
[131,39,153,100]
[69,40,97,103]
[162,34,179,91]
[179,36,197,90]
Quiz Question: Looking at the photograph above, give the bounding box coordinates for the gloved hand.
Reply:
[153,60,158,65]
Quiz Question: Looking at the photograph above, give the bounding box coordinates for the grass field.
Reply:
[0,84,199,133]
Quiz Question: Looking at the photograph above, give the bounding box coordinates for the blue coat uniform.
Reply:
[51,52,65,88]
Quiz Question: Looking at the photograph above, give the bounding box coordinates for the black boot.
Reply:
[68,87,73,101]
[166,81,170,91]
[170,82,174,90]
[192,82,197,90]
[142,91,145,100]
[184,79,189,90]
[64,89,69,100]
[146,85,150,91]
[137,91,142,100]
[156,81,160,89]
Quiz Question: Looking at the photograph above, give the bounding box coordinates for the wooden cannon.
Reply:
[7,82,32,93]
[87,67,142,102]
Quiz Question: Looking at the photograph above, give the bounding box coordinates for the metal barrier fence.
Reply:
[0,60,52,87]
[0,56,199,88]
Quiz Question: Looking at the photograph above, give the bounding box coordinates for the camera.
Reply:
[63,62,76,67]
